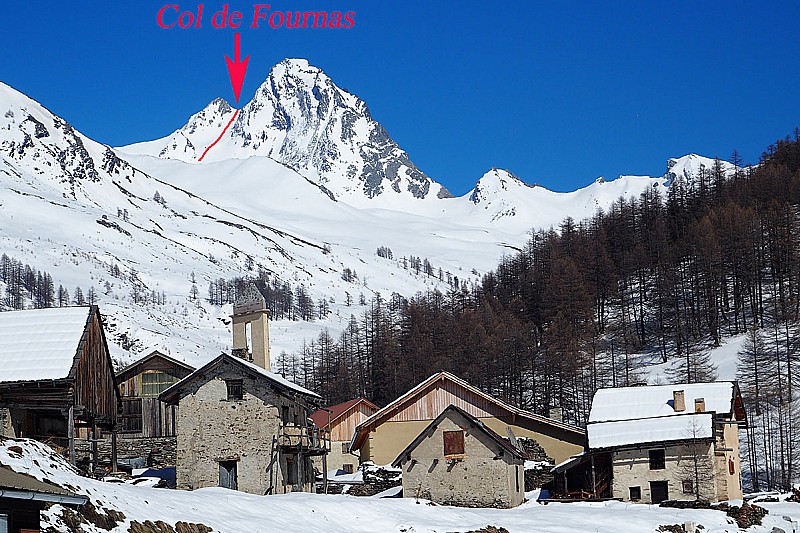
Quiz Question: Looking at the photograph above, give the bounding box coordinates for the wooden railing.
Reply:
[279,424,331,455]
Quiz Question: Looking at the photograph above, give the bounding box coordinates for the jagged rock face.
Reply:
[151,59,449,203]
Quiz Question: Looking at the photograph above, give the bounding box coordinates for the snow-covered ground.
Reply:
[3,437,799,533]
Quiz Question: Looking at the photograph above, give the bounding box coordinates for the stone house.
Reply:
[0,306,120,470]
[310,397,378,474]
[160,282,328,495]
[555,382,747,503]
[0,467,88,532]
[350,371,585,467]
[392,404,525,508]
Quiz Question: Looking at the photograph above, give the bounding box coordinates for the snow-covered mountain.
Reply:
[0,62,737,369]
[121,58,451,208]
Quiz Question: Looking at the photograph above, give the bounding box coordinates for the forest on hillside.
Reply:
[281,132,800,490]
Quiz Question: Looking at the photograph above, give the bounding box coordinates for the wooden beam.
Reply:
[68,405,75,466]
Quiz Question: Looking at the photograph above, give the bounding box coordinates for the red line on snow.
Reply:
[197,109,240,162]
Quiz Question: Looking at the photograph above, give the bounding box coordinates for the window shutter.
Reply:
[443,430,465,456]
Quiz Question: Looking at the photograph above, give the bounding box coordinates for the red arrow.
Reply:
[225,32,250,103]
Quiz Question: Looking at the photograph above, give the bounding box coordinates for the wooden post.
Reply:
[111,430,118,472]
[68,406,75,466]
[590,454,597,498]
[91,422,98,475]
[322,449,328,494]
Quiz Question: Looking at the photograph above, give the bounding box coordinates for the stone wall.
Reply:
[611,440,717,503]
[400,414,524,508]
[174,359,313,495]
[74,436,177,471]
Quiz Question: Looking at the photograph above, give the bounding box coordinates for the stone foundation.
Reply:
[74,436,177,471]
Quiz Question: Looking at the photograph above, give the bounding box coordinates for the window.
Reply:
[341,442,349,454]
[282,405,290,424]
[342,463,354,474]
[121,398,142,433]
[226,379,243,401]
[629,486,641,500]
[140,371,179,397]
[219,460,238,490]
[649,449,665,470]
[682,480,694,494]
[443,430,465,457]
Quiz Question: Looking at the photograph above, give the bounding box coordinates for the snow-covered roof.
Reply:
[588,413,713,449]
[160,353,321,402]
[0,307,91,383]
[235,356,321,399]
[588,382,736,423]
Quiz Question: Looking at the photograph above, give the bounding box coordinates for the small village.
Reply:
[1,281,795,533]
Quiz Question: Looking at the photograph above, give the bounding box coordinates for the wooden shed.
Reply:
[0,466,88,532]
[115,351,194,437]
[0,306,120,467]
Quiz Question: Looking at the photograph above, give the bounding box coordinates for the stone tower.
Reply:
[231,281,270,370]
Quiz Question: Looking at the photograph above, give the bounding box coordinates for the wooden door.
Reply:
[650,480,669,503]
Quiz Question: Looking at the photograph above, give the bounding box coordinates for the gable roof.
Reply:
[115,350,195,381]
[0,306,94,383]
[352,371,584,452]
[160,352,321,404]
[391,404,525,467]
[310,397,379,429]
[588,381,745,424]
[586,381,746,449]
[0,466,88,505]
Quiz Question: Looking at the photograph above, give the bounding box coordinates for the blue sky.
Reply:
[2,1,798,195]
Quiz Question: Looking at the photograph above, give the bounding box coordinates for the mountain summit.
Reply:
[122,58,451,206]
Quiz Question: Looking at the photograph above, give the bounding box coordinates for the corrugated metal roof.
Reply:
[0,465,88,505]
[0,307,91,383]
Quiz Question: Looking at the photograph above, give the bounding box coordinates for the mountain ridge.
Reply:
[0,72,738,367]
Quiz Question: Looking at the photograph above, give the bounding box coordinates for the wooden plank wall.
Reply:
[385,380,506,423]
[117,355,188,438]
[74,311,118,428]
[331,403,378,441]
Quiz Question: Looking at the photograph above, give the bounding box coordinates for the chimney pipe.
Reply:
[673,390,686,412]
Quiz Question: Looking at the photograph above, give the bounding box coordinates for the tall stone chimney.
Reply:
[231,281,270,370]
[673,390,686,412]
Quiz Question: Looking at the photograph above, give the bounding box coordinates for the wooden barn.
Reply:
[350,371,586,467]
[0,306,120,468]
[310,397,378,474]
[116,351,195,438]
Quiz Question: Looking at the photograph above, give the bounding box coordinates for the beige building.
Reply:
[350,372,585,466]
[310,397,378,474]
[566,382,747,503]
[161,282,328,495]
[392,404,525,508]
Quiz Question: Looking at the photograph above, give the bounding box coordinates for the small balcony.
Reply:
[279,424,331,456]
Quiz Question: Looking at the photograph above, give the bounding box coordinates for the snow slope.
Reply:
[0,64,738,369]
[4,437,796,533]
